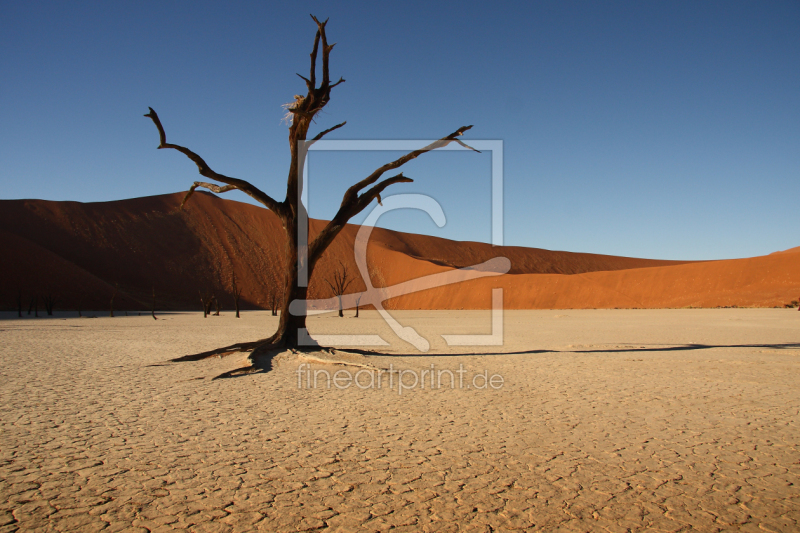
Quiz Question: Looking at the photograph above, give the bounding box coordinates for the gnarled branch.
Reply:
[181,182,239,209]
[308,173,413,263]
[144,107,283,216]
[340,125,475,208]
[351,173,414,216]
[308,125,477,263]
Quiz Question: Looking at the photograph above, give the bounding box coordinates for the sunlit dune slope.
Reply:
[1,192,796,310]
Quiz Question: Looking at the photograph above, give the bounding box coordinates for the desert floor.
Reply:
[1,308,798,532]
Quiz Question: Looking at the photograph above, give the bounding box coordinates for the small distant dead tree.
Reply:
[213,294,221,316]
[199,291,215,318]
[270,284,284,317]
[110,284,118,317]
[145,16,476,352]
[325,261,353,318]
[231,274,242,319]
[151,286,157,320]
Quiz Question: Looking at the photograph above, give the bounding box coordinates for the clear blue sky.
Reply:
[1,1,798,260]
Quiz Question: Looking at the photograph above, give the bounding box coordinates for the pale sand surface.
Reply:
[1,309,798,532]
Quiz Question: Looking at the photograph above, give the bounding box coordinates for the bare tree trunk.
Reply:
[270,233,309,346]
[151,287,157,320]
[200,291,209,318]
[232,274,241,318]
[213,295,220,316]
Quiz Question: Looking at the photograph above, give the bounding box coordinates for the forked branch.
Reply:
[144,107,283,215]
[339,125,476,208]
[181,182,238,208]
[311,15,332,87]
[308,125,478,263]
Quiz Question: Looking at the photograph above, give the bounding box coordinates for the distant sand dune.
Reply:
[1,192,797,311]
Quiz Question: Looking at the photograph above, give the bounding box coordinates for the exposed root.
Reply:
[295,350,389,371]
[169,335,391,380]
[209,341,286,380]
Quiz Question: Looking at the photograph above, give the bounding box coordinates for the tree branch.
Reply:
[311,15,331,86]
[309,29,320,88]
[144,107,284,216]
[340,125,475,208]
[181,182,239,209]
[311,121,347,142]
[354,173,414,212]
[296,73,312,88]
[308,173,413,263]
[308,124,477,264]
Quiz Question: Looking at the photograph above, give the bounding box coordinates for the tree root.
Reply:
[168,335,389,380]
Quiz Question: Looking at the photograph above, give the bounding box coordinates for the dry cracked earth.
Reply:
[0,309,798,532]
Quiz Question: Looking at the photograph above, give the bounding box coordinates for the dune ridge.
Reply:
[1,192,797,311]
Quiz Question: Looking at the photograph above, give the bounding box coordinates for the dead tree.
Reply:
[270,293,279,316]
[271,284,283,317]
[199,291,215,318]
[231,274,242,319]
[145,16,476,352]
[325,261,353,318]
[151,286,157,320]
[213,294,221,316]
[355,293,362,318]
[270,275,284,316]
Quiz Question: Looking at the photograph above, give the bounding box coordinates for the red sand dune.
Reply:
[1,192,798,312]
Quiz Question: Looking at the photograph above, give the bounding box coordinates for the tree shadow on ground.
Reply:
[159,342,800,380]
